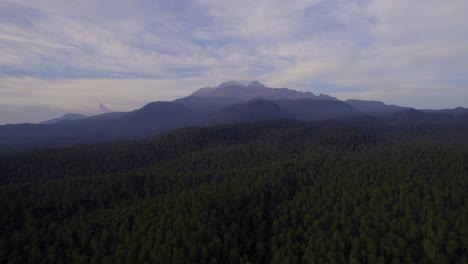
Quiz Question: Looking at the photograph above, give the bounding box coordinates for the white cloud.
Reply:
[196,0,321,38]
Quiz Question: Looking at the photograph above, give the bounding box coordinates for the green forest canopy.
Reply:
[1,120,467,263]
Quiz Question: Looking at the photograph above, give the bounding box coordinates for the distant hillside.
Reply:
[388,109,456,124]
[346,99,409,115]
[0,102,200,152]
[204,99,289,125]
[41,113,87,124]
[421,107,468,116]
[174,96,243,113]
[276,99,359,120]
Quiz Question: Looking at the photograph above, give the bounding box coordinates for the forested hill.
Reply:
[1,120,467,263]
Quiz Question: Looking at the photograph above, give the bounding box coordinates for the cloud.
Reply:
[0,0,467,123]
[196,0,322,38]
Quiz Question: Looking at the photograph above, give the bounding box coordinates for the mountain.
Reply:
[191,81,337,101]
[1,80,467,153]
[346,99,409,115]
[0,102,200,152]
[40,113,87,124]
[204,99,289,125]
[275,99,359,120]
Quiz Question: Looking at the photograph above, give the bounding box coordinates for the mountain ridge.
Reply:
[191,81,337,101]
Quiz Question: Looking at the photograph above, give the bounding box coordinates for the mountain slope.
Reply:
[173,96,243,113]
[0,102,200,152]
[346,99,409,115]
[204,99,289,125]
[41,113,87,124]
[421,107,468,116]
[275,99,359,120]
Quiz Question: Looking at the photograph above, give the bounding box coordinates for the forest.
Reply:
[0,119,467,263]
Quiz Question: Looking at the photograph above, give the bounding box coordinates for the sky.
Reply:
[1,0,468,124]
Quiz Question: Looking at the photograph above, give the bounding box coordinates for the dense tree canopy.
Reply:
[1,120,467,263]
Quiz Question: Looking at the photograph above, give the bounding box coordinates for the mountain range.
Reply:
[1,81,467,152]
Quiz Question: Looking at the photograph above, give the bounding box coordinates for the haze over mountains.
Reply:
[0,81,467,153]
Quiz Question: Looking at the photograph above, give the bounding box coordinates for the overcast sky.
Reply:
[1,0,468,124]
